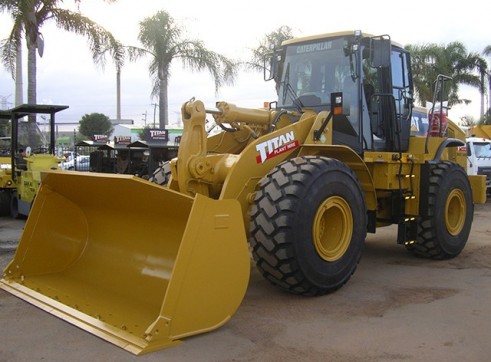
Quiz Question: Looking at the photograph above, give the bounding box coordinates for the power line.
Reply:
[0,94,12,110]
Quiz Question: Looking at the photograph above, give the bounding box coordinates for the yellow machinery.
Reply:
[469,124,491,139]
[0,111,15,215]
[1,31,486,354]
[0,152,15,215]
[0,105,67,218]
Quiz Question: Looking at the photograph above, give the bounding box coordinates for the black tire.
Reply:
[0,190,11,216]
[149,161,172,186]
[409,161,473,259]
[249,156,366,296]
[10,192,19,219]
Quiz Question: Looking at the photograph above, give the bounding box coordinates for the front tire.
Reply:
[249,156,366,296]
[410,161,473,259]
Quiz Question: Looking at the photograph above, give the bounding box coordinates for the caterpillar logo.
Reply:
[255,131,299,164]
[296,41,332,54]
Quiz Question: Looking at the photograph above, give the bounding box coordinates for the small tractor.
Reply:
[0,31,486,355]
[0,104,67,217]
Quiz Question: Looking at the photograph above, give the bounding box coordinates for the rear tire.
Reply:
[0,190,11,216]
[249,156,366,296]
[409,161,473,259]
[10,192,19,219]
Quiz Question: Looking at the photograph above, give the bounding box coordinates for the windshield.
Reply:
[410,109,428,136]
[473,142,491,158]
[278,37,355,109]
[17,121,48,153]
[0,137,11,156]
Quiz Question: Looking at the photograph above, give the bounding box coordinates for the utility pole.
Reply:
[141,111,147,126]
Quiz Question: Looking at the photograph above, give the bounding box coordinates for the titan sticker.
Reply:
[255,131,299,164]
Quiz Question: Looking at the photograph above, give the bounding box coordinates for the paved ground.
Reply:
[0,200,490,362]
[0,217,24,253]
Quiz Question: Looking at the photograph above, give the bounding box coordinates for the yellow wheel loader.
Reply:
[1,31,486,354]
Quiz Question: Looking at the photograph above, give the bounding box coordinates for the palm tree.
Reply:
[406,42,481,108]
[94,44,126,120]
[482,45,491,122]
[248,26,294,94]
[128,10,237,128]
[475,55,488,119]
[0,0,121,145]
[248,25,294,72]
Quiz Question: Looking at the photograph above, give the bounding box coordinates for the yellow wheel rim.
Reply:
[313,196,353,262]
[445,189,466,236]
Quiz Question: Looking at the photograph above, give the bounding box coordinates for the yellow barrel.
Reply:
[0,171,250,355]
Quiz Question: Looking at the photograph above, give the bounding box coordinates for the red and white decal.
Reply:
[255,131,299,164]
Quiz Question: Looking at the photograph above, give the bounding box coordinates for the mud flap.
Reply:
[0,171,250,355]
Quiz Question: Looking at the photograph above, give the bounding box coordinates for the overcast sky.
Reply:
[1,0,490,126]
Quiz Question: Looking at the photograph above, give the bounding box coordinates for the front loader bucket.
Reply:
[0,171,250,355]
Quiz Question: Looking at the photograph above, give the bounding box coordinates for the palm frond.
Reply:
[1,18,22,78]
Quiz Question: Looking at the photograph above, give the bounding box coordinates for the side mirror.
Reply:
[264,53,279,81]
[370,36,391,68]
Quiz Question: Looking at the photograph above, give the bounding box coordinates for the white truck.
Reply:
[466,137,491,194]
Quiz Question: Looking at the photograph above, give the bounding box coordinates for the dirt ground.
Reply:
[0,200,490,362]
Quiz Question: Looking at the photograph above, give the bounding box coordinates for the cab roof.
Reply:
[282,30,403,49]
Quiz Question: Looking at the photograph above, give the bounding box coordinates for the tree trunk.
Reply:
[116,66,121,120]
[15,40,23,106]
[159,77,168,129]
[488,74,491,120]
[26,37,38,148]
[480,72,485,119]
[27,43,37,105]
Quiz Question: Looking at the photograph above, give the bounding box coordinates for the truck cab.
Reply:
[466,136,491,193]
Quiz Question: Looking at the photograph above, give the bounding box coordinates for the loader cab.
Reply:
[274,31,413,154]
